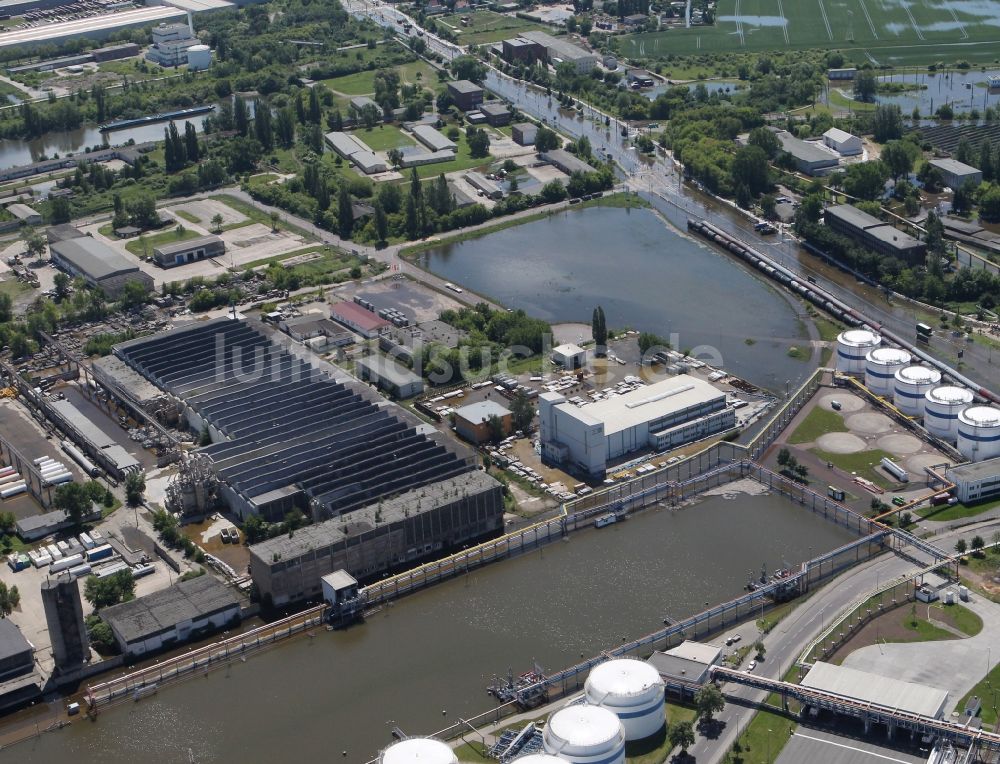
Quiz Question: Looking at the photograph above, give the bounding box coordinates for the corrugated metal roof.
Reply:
[50,237,142,281]
[801,662,949,718]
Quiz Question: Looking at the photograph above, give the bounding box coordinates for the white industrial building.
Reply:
[836,329,881,374]
[957,406,1000,461]
[822,127,863,156]
[324,131,387,174]
[552,343,586,369]
[947,457,1000,504]
[801,662,949,719]
[647,640,722,686]
[924,386,974,442]
[543,705,626,764]
[584,658,665,741]
[520,30,598,73]
[410,124,457,152]
[539,376,734,477]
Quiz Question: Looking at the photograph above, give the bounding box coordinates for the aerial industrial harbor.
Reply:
[0,0,998,761]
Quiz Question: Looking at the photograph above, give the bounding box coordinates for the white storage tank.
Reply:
[543,706,626,764]
[379,738,457,764]
[893,366,941,416]
[513,756,569,763]
[186,44,212,71]
[836,329,881,374]
[957,406,1000,461]
[584,658,665,741]
[924,386,974,442]
[864,347,911,396]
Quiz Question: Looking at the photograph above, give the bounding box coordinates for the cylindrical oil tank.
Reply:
[893,366,941,417]
[513,756,568,764]
[864,347,911,396]
[380,738,458,764]
[924,386,974,442]
[584,659,665,741]
[543,706,626,764]
[186,44,212,71]
[957,406,1000,461]
[836,329,881,374]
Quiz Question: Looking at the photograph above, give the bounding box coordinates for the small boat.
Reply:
[594,513,617,528]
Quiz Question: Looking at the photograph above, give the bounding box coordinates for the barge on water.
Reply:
[99,105,215,133]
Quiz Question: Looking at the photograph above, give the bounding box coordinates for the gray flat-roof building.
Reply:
[512,122,538,146]
[6,203,40,225]
[519,31,598,73]
[465,171,503,200]
[454,399,512,444]
[101,575,240,658]
[447,80,484,111]
[801,662,949,719]
[775,130,839,175]
[479,101,511,127]
[248,471,504,606]
[540,149,597,176]
[324,131,387,175]
[0,619,34,683]
[398,149,455,168]
[947,457,1000,504]
[153,234,225,268]
[411,124,457,152]
[49,235,154,298]
[355,353,424,398]
[824,204,927,263]
[48,397,141,479]
[929,158,983,190]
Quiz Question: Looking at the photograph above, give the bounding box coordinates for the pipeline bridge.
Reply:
[710,665,1000,755]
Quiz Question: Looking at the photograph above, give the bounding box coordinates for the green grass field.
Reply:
[812,447,897,488]
[918,496,1000,521]
[627,0,1000,65]
[125,227,201,256]
[438,10,547,46]
[319,60,438,96]
[788,407,846,444]
[357,124,418,151]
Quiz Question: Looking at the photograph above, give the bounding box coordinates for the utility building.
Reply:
[447,80,484,111]
[824,204,927,263]
[929,158,983,190]
[153,234,225,268]
[947,457,1000,505]
[453,400,513,444]
[539,376,734,477]
[355,354,424,399]
[822,127,862,156]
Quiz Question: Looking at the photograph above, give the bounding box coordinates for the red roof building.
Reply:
[329,301,391,338]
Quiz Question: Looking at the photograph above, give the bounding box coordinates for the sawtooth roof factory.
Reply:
[109,318,503,603]
[539,376,735,478]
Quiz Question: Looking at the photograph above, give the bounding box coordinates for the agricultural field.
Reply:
[626,0,1000,65]
[437,10,548,45]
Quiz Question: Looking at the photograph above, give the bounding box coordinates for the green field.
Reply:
[812,447,897,488]
[357,124,418,151]
[438,10,548,45]
[787,406,846,444]
[125,227,201,256]
[627,0,1000,65]
[319,60,438,96]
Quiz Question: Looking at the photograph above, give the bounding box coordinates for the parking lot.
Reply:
[776,728,924,764]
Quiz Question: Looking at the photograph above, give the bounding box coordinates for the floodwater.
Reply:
[641,79,745,101]
[0,108,218,169]
[830,68,1000,115]
[13,492,856,763]
[418,205,810,391]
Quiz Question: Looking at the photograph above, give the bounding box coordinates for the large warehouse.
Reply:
[49,234,154,298]
[249,470,503,606]
[113,317,483,522]
[539,376,735,477]
[801,662,949,719]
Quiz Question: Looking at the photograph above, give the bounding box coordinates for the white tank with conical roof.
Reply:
[957,406,1000,461]
[379,738,458,764]
[186,44,212,71]
[836,329,881,374]
[893,366,941,417]
[864,347,911,396]
[584,658,665,741]
[543,706,626,764]
[924,386,974,442]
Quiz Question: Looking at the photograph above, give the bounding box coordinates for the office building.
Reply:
[947,457,1000,504]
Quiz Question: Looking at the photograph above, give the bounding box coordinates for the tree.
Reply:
[211,213,224,233]
[467,128,490,159]
[124,471,146,507]
[880,141,914,181]
[753,639,766,660]
[731,145,770,197]
[872,104,903,142]
[638,332,670,355]
[199,423,212,446]
[373,200,388,245]
[592,306,607,355]
[844,161,889,200]
[855,69,877,102]
[53,272,70,302]
[510,391,535,432]
[244,514,268,544]
[0,293,11,323]
[234,96,249,136]
[54,482,92,527]
[49,196,71,224]
[695,683,726,722]
[83,570,135,610]
[22,229,47,261]
[0,582,19,618]
[184,121,200,163]
[776,448,791,467]
[254,101,274,151]
[971,535,985,556]
[486,414,505,443]
[269,210,280,232]
[450,55,486,83]
[337,185,354,239]
[955,538,968,556]
[668,721,695,753]
[747,126,781,158]
[534,126,560,152]
[387,148,403,169]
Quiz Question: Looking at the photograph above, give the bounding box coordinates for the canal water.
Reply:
[418,205,810,391]
[15,492,855,764]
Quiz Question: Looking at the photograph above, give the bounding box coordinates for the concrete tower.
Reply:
[41,574,88,672]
